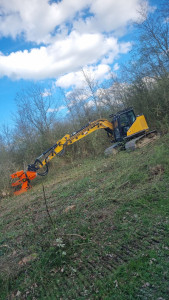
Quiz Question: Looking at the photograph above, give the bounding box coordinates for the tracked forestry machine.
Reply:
[11,108,157,195]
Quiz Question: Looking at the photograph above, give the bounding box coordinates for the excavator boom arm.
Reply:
[39,119,113,167]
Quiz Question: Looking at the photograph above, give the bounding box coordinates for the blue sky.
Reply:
[0,0,160,129]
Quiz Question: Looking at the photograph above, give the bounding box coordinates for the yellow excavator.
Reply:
[10,107,157,195]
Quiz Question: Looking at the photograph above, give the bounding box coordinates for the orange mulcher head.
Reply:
[10,170,37,196]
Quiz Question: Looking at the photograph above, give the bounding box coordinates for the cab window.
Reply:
[127,111,136,124]
[119,114,129,126]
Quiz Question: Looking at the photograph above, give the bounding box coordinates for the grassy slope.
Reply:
[0,134,169,299]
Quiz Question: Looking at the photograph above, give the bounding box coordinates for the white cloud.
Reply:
[0,33,131,80]
[85,99,95,108]
[73,0,146,35]
[56,64,111,88]
[47,105,66,113]
[113,63,120,71]
[47,108,57,113]
[0,0,148,43]
[0,0,92,43]
[0,0,151,81]
[42,89,52,97]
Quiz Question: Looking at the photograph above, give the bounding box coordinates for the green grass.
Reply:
[0,134,169,299]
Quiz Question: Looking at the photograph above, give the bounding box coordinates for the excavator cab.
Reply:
[111,108,136,142]
[110,107,149,142]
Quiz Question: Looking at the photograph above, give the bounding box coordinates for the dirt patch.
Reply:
[18,253,38,265]
[64,205,76,213]
[149,164,164,176]
[136,132,159,148]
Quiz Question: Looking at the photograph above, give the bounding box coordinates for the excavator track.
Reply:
[125,130,159,151]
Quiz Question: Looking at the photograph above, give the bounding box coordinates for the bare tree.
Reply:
[13,84,59,161]
[81,68,103,118]
[15,85,57,135]
[65,88,94,125]
[123,1,169,81]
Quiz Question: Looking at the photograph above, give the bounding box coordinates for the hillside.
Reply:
[0,134,169,299]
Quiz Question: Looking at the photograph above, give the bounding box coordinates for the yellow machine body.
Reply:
[127,115,149,138]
